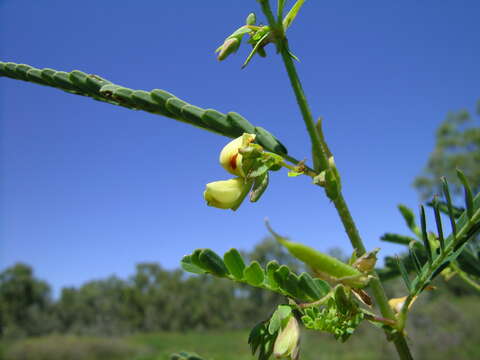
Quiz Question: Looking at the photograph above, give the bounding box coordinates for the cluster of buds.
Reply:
[203,133,256,211]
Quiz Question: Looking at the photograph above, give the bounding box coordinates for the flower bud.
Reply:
[219,133,256,177]
[273,316,300,359]
[216,38,240,61]
[203,177,251,211]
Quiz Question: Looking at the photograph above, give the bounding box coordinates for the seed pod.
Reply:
[266,222,362,282]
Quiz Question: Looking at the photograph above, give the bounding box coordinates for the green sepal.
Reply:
[242,31,270,69]
[223,248,246,280]
[244,261,265,286]
[250,172,269,203]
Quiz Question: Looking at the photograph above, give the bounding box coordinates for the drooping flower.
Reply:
[203,177,252,210]
[219,133,256,177]
[273,316,300,359]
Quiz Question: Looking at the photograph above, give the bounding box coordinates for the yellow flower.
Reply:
[273,316,300,359]
[219,133,256,177]
[203,177,251,210]
[388,295,418,314]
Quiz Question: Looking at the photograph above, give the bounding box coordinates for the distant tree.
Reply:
[55,276,131,335]
[0,263,53,338]
[414,99,480,199]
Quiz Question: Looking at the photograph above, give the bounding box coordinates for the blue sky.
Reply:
[1,0,479,296]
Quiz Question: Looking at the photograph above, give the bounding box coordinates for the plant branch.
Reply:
[0,60,289,156]
[259,2,413,359]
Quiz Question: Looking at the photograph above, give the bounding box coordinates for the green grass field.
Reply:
[0,328,389,360]
[2,296,480,360]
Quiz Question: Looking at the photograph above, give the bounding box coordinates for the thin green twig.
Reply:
[258,1,413,359]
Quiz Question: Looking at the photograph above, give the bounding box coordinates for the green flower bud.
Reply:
[219,133,256,177]
[216,38,240,61]
[246,13,256,26]
[203,177,252,211]
[273,316,300,359]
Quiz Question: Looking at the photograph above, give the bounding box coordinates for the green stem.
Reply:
[259,2,414,359]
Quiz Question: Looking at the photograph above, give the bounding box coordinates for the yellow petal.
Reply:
[219,133,256,177]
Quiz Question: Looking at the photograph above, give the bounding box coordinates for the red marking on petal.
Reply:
[230,153,238,170]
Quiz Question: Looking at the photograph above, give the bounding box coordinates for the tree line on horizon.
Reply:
[0,238,304,339]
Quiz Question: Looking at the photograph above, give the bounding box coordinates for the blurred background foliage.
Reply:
[414,99,480,199]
